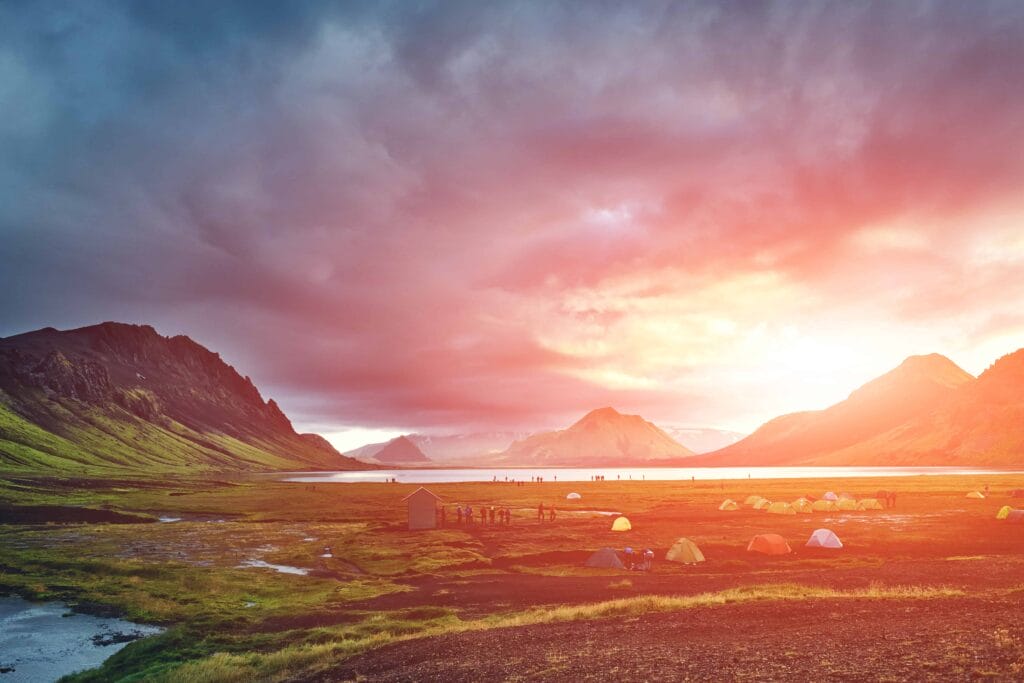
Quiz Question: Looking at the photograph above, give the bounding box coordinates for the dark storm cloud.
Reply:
[3,1,1024,434]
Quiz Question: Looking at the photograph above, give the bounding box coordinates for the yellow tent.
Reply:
[836,499,858,511]
[611,516,632,531]
[811,499,836,512]
[753,498,772,510]
[996,505,1014,520]
[744,495,763,506]
[966,491,986,499]
[766,501,797,515]
[718,499,740,511]
[792,498,814,513]
[857,498,884,510]
[665,537,706,564]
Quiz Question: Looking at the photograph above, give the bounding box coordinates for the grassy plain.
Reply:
[1,472,1023,681]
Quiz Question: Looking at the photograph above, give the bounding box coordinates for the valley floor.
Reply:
[0,472,1022,681]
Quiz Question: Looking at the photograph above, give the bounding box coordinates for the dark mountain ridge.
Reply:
[0,322,368,473]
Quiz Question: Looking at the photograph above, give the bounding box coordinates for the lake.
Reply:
[282,466,1021,484]
[0,597,163,682]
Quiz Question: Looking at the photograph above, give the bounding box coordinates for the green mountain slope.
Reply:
[0,322,367,474]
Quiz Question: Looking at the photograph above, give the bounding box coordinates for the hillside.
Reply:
[812,349,1024,466]
[0,322,368,473]
[695,354,976,466]
[496,407,694,466]
[369,436,430,464]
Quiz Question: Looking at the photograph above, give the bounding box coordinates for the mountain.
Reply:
[369,436,430,464]
[0,322,369,473]
[348,431,526,464]
[813,349,1024,466]
[496,407,694,466]
[661,427,746,454]
[694,353,977,466]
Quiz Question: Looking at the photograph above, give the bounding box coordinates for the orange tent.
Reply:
[747,534,792,555]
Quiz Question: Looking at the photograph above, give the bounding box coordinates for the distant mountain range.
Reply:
[693,352,1024,467]
[660,426,746,454]
[494,407,694,466]
[346,431,527,464]
[367,435,430,465]
[347,425,739,465]
[0,322,367,473]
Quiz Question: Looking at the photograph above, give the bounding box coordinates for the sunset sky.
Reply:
[3,2,1024,450]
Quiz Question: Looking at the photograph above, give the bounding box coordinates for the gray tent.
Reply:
[585,547,625,569]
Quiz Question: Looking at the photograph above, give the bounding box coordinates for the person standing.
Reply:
[538,502,545,521]
[549,507,556,522]
[456,506,463,525]
[479,506,486,525]
[489,506,496,525]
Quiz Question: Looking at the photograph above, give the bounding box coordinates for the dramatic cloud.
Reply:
[3,1,1024,443]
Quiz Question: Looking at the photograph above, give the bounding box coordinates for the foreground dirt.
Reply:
[320,595,1024,682]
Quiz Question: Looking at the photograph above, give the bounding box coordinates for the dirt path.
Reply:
[315,595,1024,682]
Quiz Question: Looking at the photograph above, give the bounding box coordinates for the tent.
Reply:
[666,537,706,564]
[838,492,855,500]
[611,516,632,531]
[791,498,814,513]
[766,501,796,515]
[836,499,858,511]
[966,491,986,499]
[823,491,839,501]
[744,495,764,506]
[1007,510,1024,523]
[747,534,791,555]
[811,499,836,512]
[753,499,773,510]
[857,498,884,510]
[566,492,582,500]
[718,499,740,511]
[585,547,625,569]
[805,528,843,549]
[996,505,1014,520]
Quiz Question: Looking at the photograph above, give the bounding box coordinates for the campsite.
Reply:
[2,471,1023,681]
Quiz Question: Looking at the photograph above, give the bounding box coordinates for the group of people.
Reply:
[443,504,513,526]
[537,502,557,521]
[624,547,655,571]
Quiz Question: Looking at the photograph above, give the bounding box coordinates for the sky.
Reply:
[3,1,1024,451]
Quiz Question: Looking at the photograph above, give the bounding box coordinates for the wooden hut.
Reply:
[402,487,442,530]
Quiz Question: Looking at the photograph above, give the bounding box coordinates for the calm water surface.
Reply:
[283,466,1022,484]
[0,597,162,683]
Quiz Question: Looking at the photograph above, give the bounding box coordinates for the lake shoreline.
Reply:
[280,466,1024,485]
